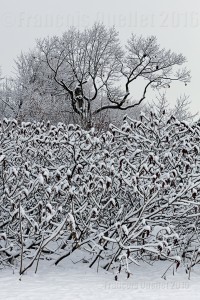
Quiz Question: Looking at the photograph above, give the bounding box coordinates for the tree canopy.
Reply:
[12,24,190,128]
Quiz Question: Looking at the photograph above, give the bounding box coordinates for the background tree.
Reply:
[0,74,17,119]
[146,92,198,123]
[13,23,190,128]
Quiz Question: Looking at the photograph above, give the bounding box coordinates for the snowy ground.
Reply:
[1,257,200,300]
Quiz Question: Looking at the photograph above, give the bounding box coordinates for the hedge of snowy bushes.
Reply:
[0,111,200,278]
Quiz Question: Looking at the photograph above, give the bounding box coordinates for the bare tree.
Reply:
[146,92,198,123]
[171,94,198,122]
[14,23,190,128]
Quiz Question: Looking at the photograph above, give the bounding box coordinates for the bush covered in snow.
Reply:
[0,111,200,278]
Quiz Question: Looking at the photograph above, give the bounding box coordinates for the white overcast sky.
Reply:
[0,0,200,115]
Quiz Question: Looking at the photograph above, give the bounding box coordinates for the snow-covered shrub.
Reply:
[0,112,200,278]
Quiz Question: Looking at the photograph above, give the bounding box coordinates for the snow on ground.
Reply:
[1,256,200,300]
